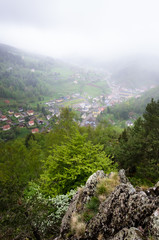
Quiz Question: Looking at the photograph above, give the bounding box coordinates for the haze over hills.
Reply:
[110,55,159,89]
[1,43,159,120]
[68,54,159,89]
[1,43,159,101]
[1,1,159,239]
[0,43,110,103]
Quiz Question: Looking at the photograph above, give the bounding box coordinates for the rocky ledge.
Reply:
[55,170,159,240]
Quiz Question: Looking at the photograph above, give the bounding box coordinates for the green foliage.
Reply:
[0,137,43,214]
[96,173,120,197]
[0,44,110,103]
[116,99,159,184]
[99,86,159,126]
[83,197,100,222]
[22,182,76,238]
[0,181,76,239]
[2,99,159,238]
[40,131,116,197]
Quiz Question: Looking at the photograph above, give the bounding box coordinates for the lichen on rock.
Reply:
[55,170,159,240]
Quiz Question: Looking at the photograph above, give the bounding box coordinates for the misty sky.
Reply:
[0,0,159,59]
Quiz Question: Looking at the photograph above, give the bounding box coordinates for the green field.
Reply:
[61,98,84,107]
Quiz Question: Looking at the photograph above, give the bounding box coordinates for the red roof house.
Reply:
[31,128,39,134]
[28,120,34,126]
[1,115,7,121]
[3,125,11,131]
[27,110,34,116]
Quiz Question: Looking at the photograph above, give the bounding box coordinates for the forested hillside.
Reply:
[0,44,110,104]
[0,44,75,101]
[0,101,159,239]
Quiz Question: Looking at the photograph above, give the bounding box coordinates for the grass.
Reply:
[83,85,103,97]
[51,67,73,79]
[61,98,84,107]
[71,213,86,238]
[96,172,120,202]
[97,233,104,240]
[53,81,80,95]
[69,172,120,238]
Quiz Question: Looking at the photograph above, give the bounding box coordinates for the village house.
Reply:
[56,98,63,103]
[14,113,21,118]
[48,108,54,113]
[126,120,133,127]
[8,110,14,115]
[1,115,8,121]
[19,107,23,112]
[81,113,87,119]
[27,110,34,116]
[98,107,105,112]
[31,128,39,134]
[3,125,11,131]
[93,109,101,118]
[45,101,55,107]
[46,115,52,120]
[18,118,25,123]
[28,120,34,126]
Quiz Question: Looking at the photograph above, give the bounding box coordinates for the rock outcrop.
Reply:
[55,170,159,240]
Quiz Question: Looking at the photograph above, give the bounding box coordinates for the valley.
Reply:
[1,44,159,141]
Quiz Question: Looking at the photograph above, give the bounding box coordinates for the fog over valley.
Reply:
[1,1,159,239]
[1,0,159,90]
[1,0,159,60]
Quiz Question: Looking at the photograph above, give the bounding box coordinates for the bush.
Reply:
[40,132,116,197]
[83,197,100,222]
[11,182,76,239]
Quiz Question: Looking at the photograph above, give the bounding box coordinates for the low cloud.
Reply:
[0,0,159,60]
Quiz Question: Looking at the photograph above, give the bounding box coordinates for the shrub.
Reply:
[83,197,100,222]
[23,182,76,238]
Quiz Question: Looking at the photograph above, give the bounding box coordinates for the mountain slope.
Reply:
[0,44,76,101]
[0,44,110,103]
